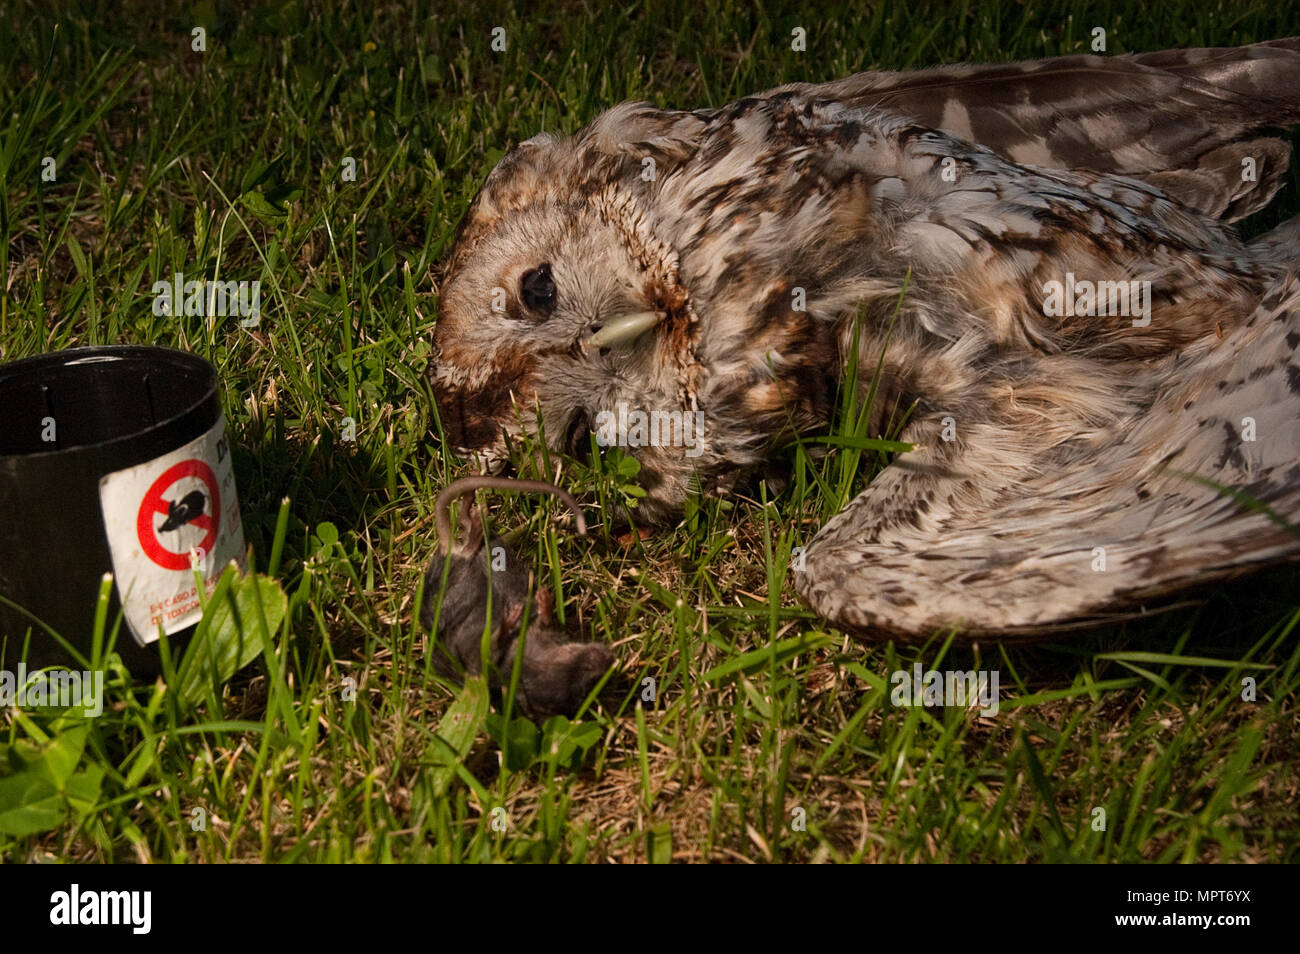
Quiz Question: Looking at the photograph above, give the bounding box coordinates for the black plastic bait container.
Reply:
[0,346,245,674]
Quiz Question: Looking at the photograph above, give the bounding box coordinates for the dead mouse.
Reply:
[418,476,615,719]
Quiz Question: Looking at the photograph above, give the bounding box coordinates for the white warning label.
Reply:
[98,416,246,645]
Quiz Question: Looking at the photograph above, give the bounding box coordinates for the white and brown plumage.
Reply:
[429,39,1300,642]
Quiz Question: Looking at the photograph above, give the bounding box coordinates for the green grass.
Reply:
[1,0,1298,863]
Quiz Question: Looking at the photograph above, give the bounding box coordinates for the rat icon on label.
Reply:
[158,489,207,532]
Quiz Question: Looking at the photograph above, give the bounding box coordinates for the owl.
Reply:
[428,38,1300,643]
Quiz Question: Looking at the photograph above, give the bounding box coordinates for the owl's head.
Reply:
[430,106,730,520]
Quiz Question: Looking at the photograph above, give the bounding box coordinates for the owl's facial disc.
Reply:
[430,148,706,520]
[429,209,676,465]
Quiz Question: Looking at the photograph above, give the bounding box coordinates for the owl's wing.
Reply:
[774,38,1300,221]
[793,269,1300,640]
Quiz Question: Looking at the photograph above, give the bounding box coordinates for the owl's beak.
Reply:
[585,311,661,350]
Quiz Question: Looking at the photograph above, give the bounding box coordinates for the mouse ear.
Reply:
[534,585,554,627]
[464,505,486,550]
[502,600,524,634]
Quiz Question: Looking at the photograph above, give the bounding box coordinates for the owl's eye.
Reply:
[520,264,556,314]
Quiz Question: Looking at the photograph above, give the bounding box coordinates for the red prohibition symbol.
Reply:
[136,459,221,571]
